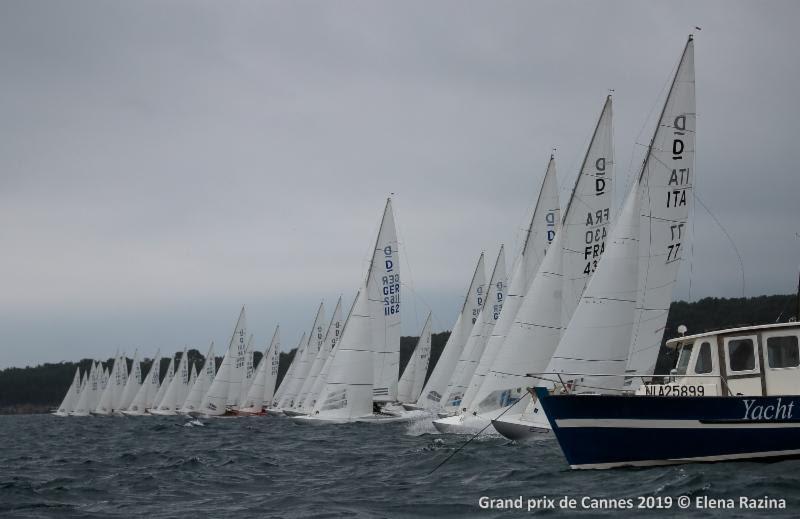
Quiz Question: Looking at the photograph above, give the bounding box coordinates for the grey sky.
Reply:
[1,1,798,368]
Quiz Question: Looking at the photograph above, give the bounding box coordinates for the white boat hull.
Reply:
[432,413,494,435]
[491,414,552,441]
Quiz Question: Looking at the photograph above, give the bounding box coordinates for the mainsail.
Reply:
[151,356,175,411]
[440,246,507,413]
[473,96,614,417]
[181,342,216,414]
[277,302,326,409]
[125,350,161,415]
[240,327,280,413]
[55,367,82,416]
[237,334,256,406]
[309,198,402,421]
[415,253,486,410]
[200,307,248,416]
[397,312,432,404]
[296,298,343,412]
[542,36,695,401]
[459,156,561,412]
[367,198,401,402]
[119,350,142,411]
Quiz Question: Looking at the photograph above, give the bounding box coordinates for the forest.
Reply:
[1,294,796,413]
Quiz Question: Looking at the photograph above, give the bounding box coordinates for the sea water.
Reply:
[1,414,798,517]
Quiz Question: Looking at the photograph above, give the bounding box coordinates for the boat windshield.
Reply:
[675,344,694,376]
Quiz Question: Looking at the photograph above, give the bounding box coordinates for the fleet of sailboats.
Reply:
[51,38,709,456]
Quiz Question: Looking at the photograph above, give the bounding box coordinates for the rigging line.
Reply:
[393,195,420,334]
[689,176,697,301]
[694,192,746,297]
[427,395,527,476]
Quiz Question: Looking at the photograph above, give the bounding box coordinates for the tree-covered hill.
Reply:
[1,294,796,413]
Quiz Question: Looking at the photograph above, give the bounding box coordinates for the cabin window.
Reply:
[675,344,693,375]
[728,338,755,372]
[695,341,713,374]
[767,335,800,369]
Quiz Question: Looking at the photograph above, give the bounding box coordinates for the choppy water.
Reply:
[1,414,798,518]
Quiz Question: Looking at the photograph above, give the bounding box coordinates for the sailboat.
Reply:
[181,342,216,414]
[149,356,174,414]
[460,95,614,438]
[118,350,142,413]
[151,348,190,415]
[71,362,95,417]
[301,298,355,414]
[406,253,487,412]
[123,350,161,416]
[433,154,566,433]
[95,352,128,415]
[395,312,433,407]
[278,302,327,412]
[266,332,305,415]
[198,307,247,416]
[533,36,704,469]
[53,367,82,417]
[435,245,507,424]
[295,198,400,424]
[456,157,561,417]
[298,299,344,413]
[238,327,281,415]
[236,334,256,407]
[289,298,344,416]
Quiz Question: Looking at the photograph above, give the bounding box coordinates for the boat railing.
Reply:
[523,371,733,396]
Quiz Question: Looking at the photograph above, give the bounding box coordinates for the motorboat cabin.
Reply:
[642,322,800,397]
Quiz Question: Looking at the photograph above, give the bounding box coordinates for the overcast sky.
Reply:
[1,1,798,368]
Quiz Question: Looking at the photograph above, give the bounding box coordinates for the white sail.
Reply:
[237,334,256,406]
[277,302,326,409]
[153,347,190,414]
[416,253,486,410]
[126,350,161,414]
[441,246,507,412]
[199,307,248,415]
[368,198,401,402]
[188,361,198,395]
[397,312,433,404]
[71,362,98,416]
[55,367,81,416]
[272,351,295,406]
[305,296,358,412]
[119,350,141,411]
[296,298,343,412]
[240,327,280,413]
[460,156,561,412]
[113,352,128,411]
[151,356,175,410]
[471,96,614,416]
[311,287,374,421]
[625,37,696,388]
[304,198,401,422]
[225,308,248,408]
[543,37,695,397]
[264,327,281,406]
[95,352,122,415]
[181,342,216,414]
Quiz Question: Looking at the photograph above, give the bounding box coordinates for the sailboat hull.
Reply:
[148,409,179,416]
[491,414,552,441]
[282,409,308,417]
[432,414,493,435]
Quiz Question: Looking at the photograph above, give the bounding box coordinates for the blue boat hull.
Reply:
[534,387,800,469]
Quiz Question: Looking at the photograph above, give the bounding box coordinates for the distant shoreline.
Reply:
[1,404,54,415]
